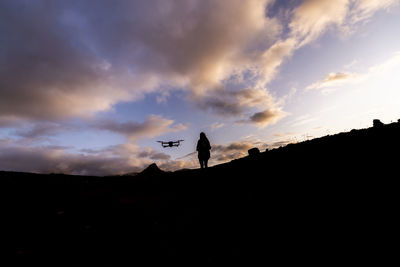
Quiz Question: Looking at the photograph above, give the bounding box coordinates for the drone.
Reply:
[157,140,184,148]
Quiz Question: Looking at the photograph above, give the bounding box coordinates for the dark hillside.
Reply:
[2,121,399,265]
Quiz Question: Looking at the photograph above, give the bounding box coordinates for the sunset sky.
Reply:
[1,0,400,175]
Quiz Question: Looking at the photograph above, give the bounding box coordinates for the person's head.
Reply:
[200,132,206,139]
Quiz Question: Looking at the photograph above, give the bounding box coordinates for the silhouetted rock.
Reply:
[139,163,164,176]
[373,119,383,128]
[248,147,260,156]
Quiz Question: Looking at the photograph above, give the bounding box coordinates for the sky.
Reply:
[1,0,400,175]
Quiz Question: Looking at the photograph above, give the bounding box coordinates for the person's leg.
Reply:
[199,159,204,169]
[204,159,208,168]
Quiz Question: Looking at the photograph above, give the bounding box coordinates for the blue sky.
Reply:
[1,0,400,175]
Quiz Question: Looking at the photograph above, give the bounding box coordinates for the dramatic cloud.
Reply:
[0,0,280,121]
[2,0,394,124]
[94,115,188,141]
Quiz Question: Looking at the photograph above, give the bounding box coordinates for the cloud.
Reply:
[2,114,187,144]
[1,0,398,174]
[305,72,358,91]
[305,51,400,92]
[349,0,399,24]
[0,144,136,176]
[210,122,225,131]
[259,0,399,86]
[0,117,19,128]
[138,148,171,161]
[273,132,296,138]
[197,87,276,116]
[0,138,13,146]
[236,108,287,128]
[250,109,288,127]
[13,122,67,139]
[158,159,197,171]
[0,0,281,121]
[270,140,294,148]
[1,0,397,124]
[0,1,133,121]
[211,140,268,162]
[0,141,189,176]
[289,0,349,46]
[261,38,297,84]
[288,0,399,46]
[113,0,279,96]
[211,142,255,162]
[94,115,188,141]
[259,0,350,85]
[3,0,394,126]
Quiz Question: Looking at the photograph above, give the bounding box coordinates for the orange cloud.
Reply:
[235,108,288,128]
[249,108,288,127]
[306,72,358,91]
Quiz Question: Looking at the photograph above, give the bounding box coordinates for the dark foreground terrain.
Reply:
[1,121,399,265]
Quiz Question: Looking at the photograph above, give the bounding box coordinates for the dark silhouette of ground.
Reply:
[1,120,399,265]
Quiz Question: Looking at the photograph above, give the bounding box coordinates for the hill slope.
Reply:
[1,121,399,265]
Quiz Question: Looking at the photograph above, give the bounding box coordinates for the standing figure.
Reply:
[196,132,211,169]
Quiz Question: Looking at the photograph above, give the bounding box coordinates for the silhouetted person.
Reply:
[196,132,211,169]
